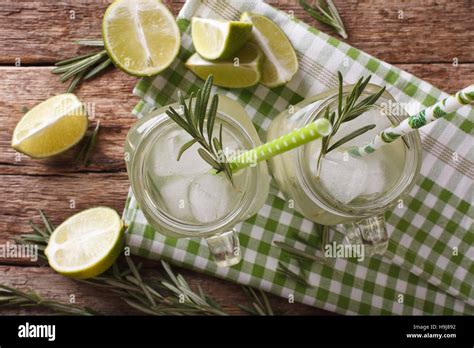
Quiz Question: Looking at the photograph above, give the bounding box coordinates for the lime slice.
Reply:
[186,42,262,88]
[191,17,253,60]
[45,207,124,279]
[11,94,88,159]
[241,12,298,88]
[102,0,180,77]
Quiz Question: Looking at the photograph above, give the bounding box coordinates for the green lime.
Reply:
[11,93,88,159]
[241,12,298,87]
[186,42,262,88]
[45,207,124,279]
[191,17,253,60]
[102,0,181,77]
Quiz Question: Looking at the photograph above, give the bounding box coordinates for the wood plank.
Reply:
[0,264,331,315]
[0,173,130,242]
[285,0,474,64]
[0,1,472,65]
[0,63,472,174]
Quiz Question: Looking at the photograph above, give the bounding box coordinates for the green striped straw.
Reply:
[349,84,474,157]
[228,118,332,172]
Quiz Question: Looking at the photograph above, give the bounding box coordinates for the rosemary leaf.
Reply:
[176,139,198,161]
[299,0,348,39]
[54,51,100,67]
[67,69,87,93]
[84,58,112,80]
[239,286,274,316]
[59,51,107,82]
[74,39,104,46]
[326,124,376,153]
[207,94,219,146]
[39,210,54,236]
[76,121,100,167]
[276,262,314,288]
[321,225,330,253]
[198,148,221,170]
[274,241,327,264]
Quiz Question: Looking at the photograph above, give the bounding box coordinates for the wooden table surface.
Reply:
[0,0,472,315]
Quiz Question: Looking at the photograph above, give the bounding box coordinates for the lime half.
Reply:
[191,17,253,60]
[12,93,88,159]
[45,207,124,279]
[186,42,262,88]
[102,0,181,77]
[241,12,298,87]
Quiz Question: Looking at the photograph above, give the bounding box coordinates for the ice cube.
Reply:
[318,150,368,204]
[149,130,210,177]
[151,175,195,221]
[188,173,235,223]
[364,151,388,195]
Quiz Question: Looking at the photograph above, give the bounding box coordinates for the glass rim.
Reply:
[296,85,423,218]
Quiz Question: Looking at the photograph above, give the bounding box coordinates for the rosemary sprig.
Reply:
[75,121,100,167]
[51,39,112,92]
[274,241,327,264]
[15,210,257,316]
[0,284,99,315]
[238,286,274,316]
[274,224,334,288]
[14,210,278,315]
[276,261,314,288]
[166,75,234,184]
[316,71,385,175]
[299,0,348,39]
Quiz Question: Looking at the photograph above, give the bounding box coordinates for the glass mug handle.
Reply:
[337,214,389,256]
[205,230,242,267]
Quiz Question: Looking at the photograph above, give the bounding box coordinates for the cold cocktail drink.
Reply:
[125,96,270,266]
[268,85,422,255]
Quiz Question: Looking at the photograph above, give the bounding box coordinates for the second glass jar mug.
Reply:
[267,84,422,255]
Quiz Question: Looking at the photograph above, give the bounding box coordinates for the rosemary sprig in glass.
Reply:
[299,0,348,39]
[316,72,385,175]
[0,284,99,315]
[166,75,233,184]
[51,39,112,93]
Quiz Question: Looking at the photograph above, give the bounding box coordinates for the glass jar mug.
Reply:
[125,96,270,267]
[267,84,422,255]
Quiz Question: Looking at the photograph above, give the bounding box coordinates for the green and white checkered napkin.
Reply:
[123,0,473,315]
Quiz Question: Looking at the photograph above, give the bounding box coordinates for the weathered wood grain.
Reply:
[0,0,472,316]
[0,173,130,242]
[0,1,472,65]
[0,63,472,175]
[0,264,330,315]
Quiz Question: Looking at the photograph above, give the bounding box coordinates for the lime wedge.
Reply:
[45,207,124,279]
[186,42,262,88]
[191,17,253,60]
[11,94,88,158]
[241,12,298,88]
[102,0,180,77]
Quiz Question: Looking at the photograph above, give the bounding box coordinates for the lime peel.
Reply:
[102,0,181,77]
[45,207,124,279]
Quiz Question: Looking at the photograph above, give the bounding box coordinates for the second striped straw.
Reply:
[349,85,474,157]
